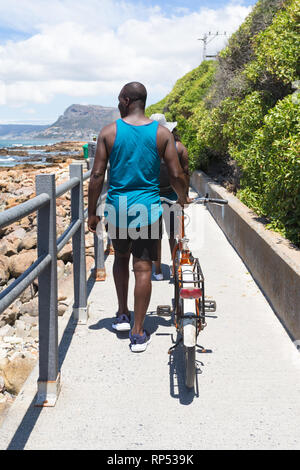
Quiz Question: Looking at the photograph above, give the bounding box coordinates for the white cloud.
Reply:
[0,1,252,108]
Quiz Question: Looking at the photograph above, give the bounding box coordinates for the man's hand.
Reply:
[88,215,100,233]
[177,196,194,207]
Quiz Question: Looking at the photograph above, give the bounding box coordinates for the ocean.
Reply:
[0,139,64,167]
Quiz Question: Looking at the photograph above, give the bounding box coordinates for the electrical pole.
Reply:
[197,32,227,61]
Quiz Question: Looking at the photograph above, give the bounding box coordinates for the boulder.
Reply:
[6,227,26,244]
[0,352,36,394]
[0,239,18,257]
[57,243,73,263]
[18,314,37,325]
[0,375,5,393]
[0,324,13,338]
[58,303,68,316]
[9,250,36,278]
[19,283,36,304]
[0,255,10,286]
[57,259,65,280]
[18,231,37,251]
[20,297,39,317]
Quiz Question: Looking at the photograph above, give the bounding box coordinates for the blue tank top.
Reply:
[104,119,162,228]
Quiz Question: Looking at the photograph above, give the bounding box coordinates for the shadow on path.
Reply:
[5,273,96,450]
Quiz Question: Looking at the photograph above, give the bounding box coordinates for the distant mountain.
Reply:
[0,124,48,139]
[32,104,120,140]
[0,104,120,141]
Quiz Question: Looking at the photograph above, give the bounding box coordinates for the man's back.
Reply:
[105,118,161,227]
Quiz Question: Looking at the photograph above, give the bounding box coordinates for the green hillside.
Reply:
[146,0,300,246]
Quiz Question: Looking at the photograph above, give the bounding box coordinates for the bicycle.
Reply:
[157,194,228,389]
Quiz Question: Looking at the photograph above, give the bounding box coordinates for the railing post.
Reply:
[69,164,88,324]
[35,174,60,407]
[88,157,94,171]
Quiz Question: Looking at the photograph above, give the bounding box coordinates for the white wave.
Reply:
[0,157,15,162]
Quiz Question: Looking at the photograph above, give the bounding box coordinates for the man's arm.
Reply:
[177,141,190,192]
[158,127,189,206]
[87,129,109,232]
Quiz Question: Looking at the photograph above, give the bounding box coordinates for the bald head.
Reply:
[120,82,147,107]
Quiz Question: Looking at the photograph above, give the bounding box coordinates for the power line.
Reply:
[197,31,227,61]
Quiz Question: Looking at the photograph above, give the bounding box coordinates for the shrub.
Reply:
[234,95,300,245]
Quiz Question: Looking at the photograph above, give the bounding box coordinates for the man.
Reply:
[88,82,189,352]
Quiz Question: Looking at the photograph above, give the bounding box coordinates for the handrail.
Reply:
[0,254,51,312]
[0,193,50,230]
[56,176,80,198]
[57,219,82,253]
[0,156,106,407]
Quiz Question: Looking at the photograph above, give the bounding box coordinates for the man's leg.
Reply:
[131,257,152,336]
[113,250,130,317]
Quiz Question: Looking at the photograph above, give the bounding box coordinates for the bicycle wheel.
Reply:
[185,345,196,389]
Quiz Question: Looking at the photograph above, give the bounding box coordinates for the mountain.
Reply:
[0,104,120,141]
[0,124,48,139]
[32,104,120,140]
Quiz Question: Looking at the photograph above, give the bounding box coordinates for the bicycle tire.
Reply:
[185,346,196,389]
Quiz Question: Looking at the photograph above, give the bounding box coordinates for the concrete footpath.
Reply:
[1,191,300,450]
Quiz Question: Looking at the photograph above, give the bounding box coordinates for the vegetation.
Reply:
[146,0,300,246]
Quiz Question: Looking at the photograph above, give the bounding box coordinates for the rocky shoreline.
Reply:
[0,141,96,418]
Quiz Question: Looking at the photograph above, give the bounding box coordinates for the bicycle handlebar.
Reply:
[160,196,228,206]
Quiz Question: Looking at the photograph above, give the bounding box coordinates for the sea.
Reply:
[0,139,62,168]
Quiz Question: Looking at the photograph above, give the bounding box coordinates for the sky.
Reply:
[0,0,256,125]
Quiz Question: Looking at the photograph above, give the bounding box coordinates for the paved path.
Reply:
[1,191,300,450]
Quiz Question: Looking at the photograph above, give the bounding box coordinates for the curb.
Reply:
[191,170,300,340]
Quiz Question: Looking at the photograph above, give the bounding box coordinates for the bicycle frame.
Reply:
[159,194,227,388]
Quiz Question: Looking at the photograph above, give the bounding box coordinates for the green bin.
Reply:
[83,143,88,159]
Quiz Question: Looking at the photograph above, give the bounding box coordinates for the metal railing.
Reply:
[0,160,106,407]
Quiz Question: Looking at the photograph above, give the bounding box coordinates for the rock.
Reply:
[5,227,26,243]
[19,283,36,304]
[0,376,5,393]
[58,303,68,316]
[3,336,23,344]
[20,297,39,317]
[18,231,37,251]
[0,324,13,338]
[9,250,36,278]
[64,262,72,275]
[57,243,73,263]
[18,314,38,327]
[56,205,67,218]
[0,239,18,257]
[85,232,94,248]
[15,320,29,339]
[0,254,10,286]
[29,326,39,339]
[0,352,36,394]
[57,259,65,280]
[57,275,74,304]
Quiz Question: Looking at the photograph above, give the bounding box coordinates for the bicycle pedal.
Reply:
[157,305,171,316]
[204,299,217,312]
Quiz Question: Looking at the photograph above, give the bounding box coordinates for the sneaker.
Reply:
[153,272,163,281]
[129,330,151,352]
[112,313,131,332]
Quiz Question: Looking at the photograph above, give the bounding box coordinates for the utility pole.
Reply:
[198,32,227,61]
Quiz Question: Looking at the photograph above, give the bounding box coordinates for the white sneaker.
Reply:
[153,272,163,281]
[112,314,131,332]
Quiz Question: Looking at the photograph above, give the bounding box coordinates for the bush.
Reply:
[234,95,300,245]
[244,0,300,86]
[146,0,300,246]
